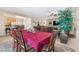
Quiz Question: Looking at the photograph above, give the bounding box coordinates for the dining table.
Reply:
[21,30,52,52]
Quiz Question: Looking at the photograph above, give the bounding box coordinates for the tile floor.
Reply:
[0,35,78,52]
[0,36,14,52]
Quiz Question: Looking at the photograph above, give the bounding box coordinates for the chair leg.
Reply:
[18,44,22,52]
[48,46,51,52]
[52,47,55,52]
[13,39,16,48]
[16,41,19,52]
[25,48,33,52]
[19,45,22,52]
[13,40,15,49]
[52,43,55,52]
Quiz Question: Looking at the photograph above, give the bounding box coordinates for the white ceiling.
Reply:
[0,7,66,18]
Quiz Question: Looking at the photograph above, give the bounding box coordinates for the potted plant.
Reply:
[58,8,73,44]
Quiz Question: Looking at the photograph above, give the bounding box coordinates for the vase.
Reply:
[60,30,68,44]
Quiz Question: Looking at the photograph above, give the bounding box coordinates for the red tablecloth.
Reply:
[21,30,52,52]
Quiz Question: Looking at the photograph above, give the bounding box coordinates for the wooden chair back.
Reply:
[15,28,26,51]
[11,29,17,39]
[47,30,57,52]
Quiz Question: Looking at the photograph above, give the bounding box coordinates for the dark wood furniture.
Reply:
[15,28,33,52]
[10,29,18,52]
[5,25,11,36]
[10,27,33,52]
[34,26,58,33]
[42,30,57,52]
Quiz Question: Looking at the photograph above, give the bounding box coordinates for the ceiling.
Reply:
[0,7,67,18]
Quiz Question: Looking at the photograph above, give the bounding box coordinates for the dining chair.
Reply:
[10,29,18,52]
[42,30,57,52]
[15,28,33,52]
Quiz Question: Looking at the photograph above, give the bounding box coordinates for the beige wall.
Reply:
[32,18,47,26]
[23,17,33,29]
[72,8,79,51]
[0,14,6,36]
